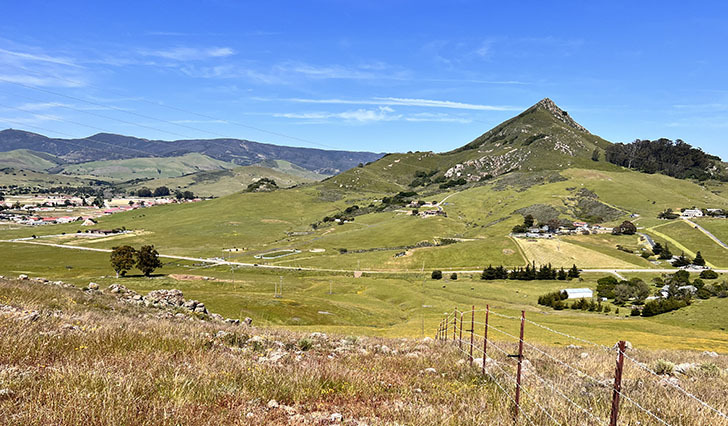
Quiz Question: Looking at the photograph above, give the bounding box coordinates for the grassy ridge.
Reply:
[1,278,727,425]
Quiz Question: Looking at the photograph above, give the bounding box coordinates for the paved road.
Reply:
[7,239,728,276]
[682,218,728,249]
[638,232,655,249]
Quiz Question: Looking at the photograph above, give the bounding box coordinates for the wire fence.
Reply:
[435,305,728,425]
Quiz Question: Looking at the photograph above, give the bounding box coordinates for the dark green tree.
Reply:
[136,245,162,277]
[110,245,137,278]
[524,214,535,228]
[431,270,442,280]
[153,186,170,197]
[658,242,673,260]
[693,251,706,266]
[567,264,580,279]
[591,148,600,161]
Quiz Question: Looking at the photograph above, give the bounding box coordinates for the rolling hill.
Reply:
[0,149,62,171]
[56,152,237,180]
[117,160,327,197]
[0,129,383,175]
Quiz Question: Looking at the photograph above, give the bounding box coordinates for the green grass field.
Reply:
[2,242,728,352]
[648,220,728,268]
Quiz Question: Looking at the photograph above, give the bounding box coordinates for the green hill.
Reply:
[118,160,327,197]
[321,98,615,194]
[0,149,61,171]
[57,153,236,180]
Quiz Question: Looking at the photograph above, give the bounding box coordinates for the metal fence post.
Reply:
[610,340,626,426]
[444,314,449,341]
[453,307,457,341]
[469,305,475,364]
[459,311,464,350]
[513,311,525,423]
[482,304,489,376]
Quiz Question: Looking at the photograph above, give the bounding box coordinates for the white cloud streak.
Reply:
[274,97,520,111]
[139,46,235,61]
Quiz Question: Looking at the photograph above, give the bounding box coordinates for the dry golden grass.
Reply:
[0,278,726,425]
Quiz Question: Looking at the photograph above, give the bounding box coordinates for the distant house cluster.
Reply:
[513,221,613,239]
[660,207,727,219]
[0,196,200,227]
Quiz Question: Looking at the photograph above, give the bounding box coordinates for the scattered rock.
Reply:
[20,311,39,322]
[675,363,696,375]
[566,344,582,349]
[18,274,28,280]
[87,282,99,290]
[267,399,279,409]
[703,351,719,358]
[329,413,343,422]
[0,388,14,400]
[424,367,437,374]
[243,317,253,326]
[580,352,589,359]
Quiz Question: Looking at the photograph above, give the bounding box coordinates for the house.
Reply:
[563,288,593,299]
[681,209,703,218]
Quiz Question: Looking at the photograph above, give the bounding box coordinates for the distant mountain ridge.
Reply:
[0,129,384,175]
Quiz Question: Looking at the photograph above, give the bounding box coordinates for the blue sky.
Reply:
[1,1,727,157]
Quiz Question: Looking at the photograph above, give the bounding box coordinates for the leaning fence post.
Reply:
[513,310,525,423]
[459,311,464,350]
[469,305,475,364]
[610,340,626,426]
[482,304,489,376]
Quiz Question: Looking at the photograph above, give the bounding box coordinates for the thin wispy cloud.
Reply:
[273,97,521,111]
[0,48,80,67]
[139,46,235,61]
[273,107,472,124]
[0,74,85,88]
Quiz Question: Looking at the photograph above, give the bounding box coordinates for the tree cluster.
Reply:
[604,138,725,181]
[481,263,579,281]
[110,245,163,277]
[611,220,636,235]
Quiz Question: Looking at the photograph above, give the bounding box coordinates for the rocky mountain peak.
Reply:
[532,98,590,134]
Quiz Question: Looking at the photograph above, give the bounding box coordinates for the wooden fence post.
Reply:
[482,304,489,376]
[513,310,525,423]
[469,305,475,364]
[610,340,626,426]
[459,311,464,350]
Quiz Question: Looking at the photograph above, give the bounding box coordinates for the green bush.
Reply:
[431,270,443,280]
[700,269,719,279]
[654,359,675,375]
[298,338,313,351]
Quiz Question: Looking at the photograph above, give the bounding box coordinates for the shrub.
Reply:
[654,359,675,375]
[431,270,443,280]
[698,362,722,377]
[297,338,313,351]
[700,269,719,279]
[630,307,641,316]
[450,273,458,281]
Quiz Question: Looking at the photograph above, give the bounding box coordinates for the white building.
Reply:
[681,209,703,218]
[563,288,593,299]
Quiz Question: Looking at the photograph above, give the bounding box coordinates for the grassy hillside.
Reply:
[0,149,61,171]
[57,153,236,180]
[118,160,326,197]
[3,277,727,425]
